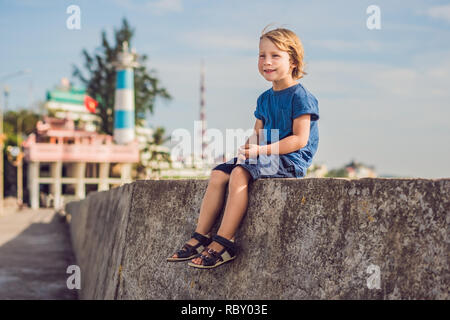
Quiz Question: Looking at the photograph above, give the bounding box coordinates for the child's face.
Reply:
[258,37,296,83]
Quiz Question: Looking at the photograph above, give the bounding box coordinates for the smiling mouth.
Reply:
[264,69,276,73]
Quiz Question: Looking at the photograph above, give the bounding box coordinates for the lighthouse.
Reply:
[113,41,139,144]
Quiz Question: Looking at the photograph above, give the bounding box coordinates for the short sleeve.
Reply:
[292,90,319,121]
[254,95,263,120]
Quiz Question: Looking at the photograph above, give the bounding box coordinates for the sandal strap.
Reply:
[199,245,236,267]
[191,232,210,245]
[212,234,237,256]
[207,248,222,260]
[200,248,223,266]
[176,243,194,256]
[176,242,206,257]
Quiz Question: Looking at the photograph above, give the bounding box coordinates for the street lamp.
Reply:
[0,69,32,82]
[0,69,31,216]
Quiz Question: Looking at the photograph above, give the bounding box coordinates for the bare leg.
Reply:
[171,170,230,258]
[191,166,251,264]
[195,170,230,235]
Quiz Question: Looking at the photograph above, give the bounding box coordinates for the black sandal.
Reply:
[187,234,237,269]
[167,232,212,262]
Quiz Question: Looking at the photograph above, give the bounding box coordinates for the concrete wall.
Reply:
[67,183,134,299]
[66,178,449,300]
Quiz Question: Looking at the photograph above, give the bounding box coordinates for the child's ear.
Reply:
[289,58,297,69]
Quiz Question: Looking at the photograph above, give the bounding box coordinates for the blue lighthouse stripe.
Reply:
[116,69,134,89]
[114,110,134,129]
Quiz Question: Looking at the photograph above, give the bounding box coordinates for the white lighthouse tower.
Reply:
[113,41,139,144]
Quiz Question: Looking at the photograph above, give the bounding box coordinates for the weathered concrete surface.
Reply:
[67,183,134,300]
[0,207,77,299]
[67,178,450,300]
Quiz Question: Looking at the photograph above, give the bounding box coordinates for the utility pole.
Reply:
[17,115,24,208]
[0,69,30,215]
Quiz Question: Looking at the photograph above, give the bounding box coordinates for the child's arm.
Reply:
[244,119,264,146]
[259,114,310,155]
[237,119,263,163]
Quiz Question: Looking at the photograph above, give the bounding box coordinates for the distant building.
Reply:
[345,160,377,178]
[23,73,141,209]
[45,79,99,132]
[306,163,328,178]
[22,116,139,209]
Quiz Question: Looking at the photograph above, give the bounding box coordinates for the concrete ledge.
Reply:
[66,178,449,299]
[67,183,134,299]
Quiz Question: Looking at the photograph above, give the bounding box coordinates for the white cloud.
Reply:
[425,4,450,22]
[303,56,450,178]
[113,0,183,14]
[147,55,264,101]
[2,0,53,7]
[147,0,183,14]
[180,31,257,51]
[304,60,381,97]
[305,55,450,101]
[370,59,450,99]
[310,39,382,53]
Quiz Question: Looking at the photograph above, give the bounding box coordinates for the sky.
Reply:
[1,0,449,178]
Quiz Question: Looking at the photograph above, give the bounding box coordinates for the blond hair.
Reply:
[260,25,307,80]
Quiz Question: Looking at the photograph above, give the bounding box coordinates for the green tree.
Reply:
[324,168,348,178]
[72,18,172,135]
[135,126,172,179]
[3,109,40,197]
[3,109,40,147]
[148,126,172,167]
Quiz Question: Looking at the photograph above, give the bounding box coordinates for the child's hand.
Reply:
[236,153,246,164]
[238,144,260,159]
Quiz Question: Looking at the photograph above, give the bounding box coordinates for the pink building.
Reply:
[23,116,139,209]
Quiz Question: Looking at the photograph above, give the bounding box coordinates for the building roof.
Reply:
[46,88,86,105]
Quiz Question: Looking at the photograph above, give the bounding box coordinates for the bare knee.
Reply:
[229,166,251,186]
[209,170,230,187]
